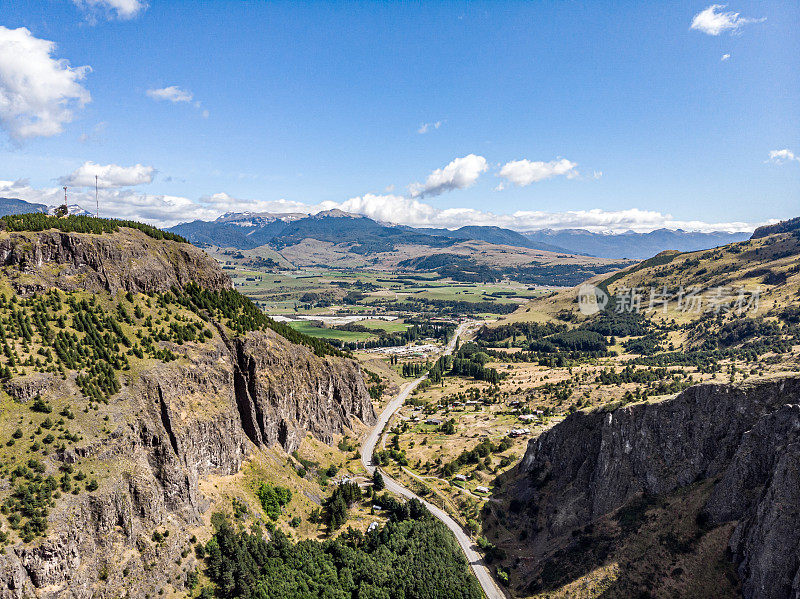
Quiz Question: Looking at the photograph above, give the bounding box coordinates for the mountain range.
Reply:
[0,197,752,259]
[169,208,750,259]
[523,227,751,259]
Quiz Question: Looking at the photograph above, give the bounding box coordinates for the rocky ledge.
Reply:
[0,228,232,294]
[512,376,800,599]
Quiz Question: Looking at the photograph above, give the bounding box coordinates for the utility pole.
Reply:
[95,175,99,218]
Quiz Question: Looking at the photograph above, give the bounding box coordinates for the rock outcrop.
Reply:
[0,228,375,598]
[0,228,232,294]
[0,327,374,598]
[512,377,800,599]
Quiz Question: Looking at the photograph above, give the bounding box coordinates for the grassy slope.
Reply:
[497,231,800,327]
[464,230,798,597]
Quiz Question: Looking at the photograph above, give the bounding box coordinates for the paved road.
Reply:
[360,322,508,599]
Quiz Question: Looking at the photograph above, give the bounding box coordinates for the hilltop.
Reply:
[0,217,386,597]
[502,217,799,329]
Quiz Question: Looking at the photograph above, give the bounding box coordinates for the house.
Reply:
[367,522,378,533]
[508,428,531,438]
[475,486,490,494]
[454,474,467,481]
[426,418,443,426]
[518,414,537,422]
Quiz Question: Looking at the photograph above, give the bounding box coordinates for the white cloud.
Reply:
[767,149,800,165]
[408,154,488,197]
[60,161,155,188]
[690,5,765,36]
[336,194,438,224]
[74,0,147,21]
[417,121,442,134]
[498,158,578,187]
[198,192,313,216]
[146,86,193,103]
[0,179,759,234]
[0,178,218,226]
[0,27,91,141]
[326,195,756,234]
[721,53,731,61]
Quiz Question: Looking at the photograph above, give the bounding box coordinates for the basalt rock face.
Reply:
[514,377,800,599]
[0,328,374,598]
[0,228,232,294]
[0,230,374,598]
[231,332,374,453]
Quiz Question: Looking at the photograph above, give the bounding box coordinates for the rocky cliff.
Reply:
[0,228,232,294]
[0,227,375,598]
[508,377,800,599]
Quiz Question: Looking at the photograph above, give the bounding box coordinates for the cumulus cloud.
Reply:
[0,178,217,226]
[767,149,800,165]
[198,192,313,215]
[336,194,437,224]
[721,53,731,61]
[417,121,442,134]
[0,27,91,141]
[498,158,578,187]
[690,5,765,35]
[60,161,155,188]
[326,195,756,233]
[146,86,193,103]
[74,0,147,21]
[408,154,488,198]
[0,179,759,234]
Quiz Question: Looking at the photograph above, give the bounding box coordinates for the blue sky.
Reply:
[0,1,797,231]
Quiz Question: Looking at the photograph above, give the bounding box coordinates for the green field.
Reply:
[286,321,375,341]
[356,319,409,333]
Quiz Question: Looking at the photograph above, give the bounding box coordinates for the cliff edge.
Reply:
[504,377,800,599]
[0,225,375,598]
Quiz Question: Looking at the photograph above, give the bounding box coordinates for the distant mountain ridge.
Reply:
[0,197,48,216]
[168,209,753,259]
[0,198,757,259]
[399,224,574,253]
[0,197,94,218]
[524,227,751,259]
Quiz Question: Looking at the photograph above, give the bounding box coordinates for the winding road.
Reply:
[360,321,508,599]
